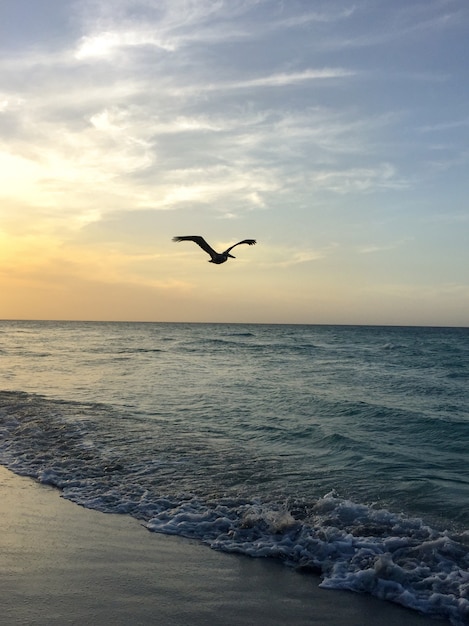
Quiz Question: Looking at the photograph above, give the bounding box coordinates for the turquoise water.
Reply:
[0,321,468,624]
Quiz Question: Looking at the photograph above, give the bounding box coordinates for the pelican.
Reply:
[173,235,256,264]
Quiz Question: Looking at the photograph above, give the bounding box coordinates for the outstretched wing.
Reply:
[172,235,217,258]
[224,239,257,254]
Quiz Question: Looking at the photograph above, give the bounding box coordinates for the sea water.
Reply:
[0,321,468,624]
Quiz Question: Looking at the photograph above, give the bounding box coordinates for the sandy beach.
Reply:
[0,465,445,626]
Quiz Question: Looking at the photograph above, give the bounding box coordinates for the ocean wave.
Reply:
[145,495,469,625]
[1,389,468,625]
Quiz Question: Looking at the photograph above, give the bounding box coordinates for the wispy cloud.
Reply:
[75,30,176,58]
[419,118,469,133]
[260,243,338,269]
[270,7,356,30]
[308,163,409,194]
[212,68,354,90]
[357,238,413,255]
[321,0,467,51]
[74,0,262,59]
[75,0,358,57]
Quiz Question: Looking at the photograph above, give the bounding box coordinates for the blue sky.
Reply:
[0,0,468,325]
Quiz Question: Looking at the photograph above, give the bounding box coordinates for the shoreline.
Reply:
[0,465,444,626]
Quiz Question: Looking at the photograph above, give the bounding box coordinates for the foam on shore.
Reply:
[0,466,443,626]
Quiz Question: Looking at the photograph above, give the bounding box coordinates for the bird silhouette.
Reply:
[173,235,256,264]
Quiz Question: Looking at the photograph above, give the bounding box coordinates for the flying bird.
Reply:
[173,235,256,264]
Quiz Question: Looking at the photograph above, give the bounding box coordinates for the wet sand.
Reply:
[0,466,444,626]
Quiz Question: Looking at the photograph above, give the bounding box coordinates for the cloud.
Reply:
[419,118,469,133]
[74,0,358,59]
[259,242,338,269]
[357,237,413,254]
[269,6,356,30]
[211,68,355,91]
[423,211,469,224]
[362,281,469,302]
[321,0,466,51]
[0,71,405,235]
[308,163,409,194]
[75,30,176,59]
[73,0,261,58]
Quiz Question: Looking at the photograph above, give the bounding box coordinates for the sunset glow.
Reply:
[1,0,468,325]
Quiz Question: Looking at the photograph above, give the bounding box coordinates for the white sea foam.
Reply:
[143,494,469,625]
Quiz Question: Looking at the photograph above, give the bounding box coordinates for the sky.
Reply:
[1,0,468,326]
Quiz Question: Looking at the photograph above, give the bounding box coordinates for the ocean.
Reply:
[0,320,468,625]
